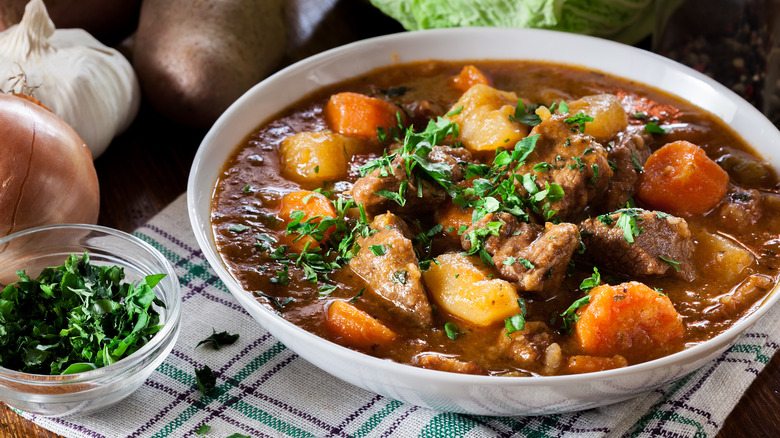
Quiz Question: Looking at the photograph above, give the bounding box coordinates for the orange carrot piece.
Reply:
[277,190,337,252]
[637,140,729,216]
[324,92,404,138]
[565,355,628,374]
[435,202,474,240]
[450,65,491,93]
[326,300,396,349]
[574,282,684,361]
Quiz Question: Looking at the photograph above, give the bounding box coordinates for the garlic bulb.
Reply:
[0,0,140,158]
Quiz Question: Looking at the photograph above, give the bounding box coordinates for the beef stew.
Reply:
[210,60,780,377]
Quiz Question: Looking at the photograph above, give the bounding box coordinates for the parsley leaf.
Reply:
[196,329,240,350]
[558,295,591,333]
[195,365,217,395]
[645,121,668,134]
[564,112,594,132]
[511,99,542,126]
[504,298,528,337]
[579,267,601,292]
[659,255,682,272]
[444,322,460,340]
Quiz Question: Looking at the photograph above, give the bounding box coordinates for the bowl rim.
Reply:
[187,27,780,387]
[0,223,182,384]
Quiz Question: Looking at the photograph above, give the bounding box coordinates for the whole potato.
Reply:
[133,0,286,128]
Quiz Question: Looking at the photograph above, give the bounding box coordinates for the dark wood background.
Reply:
[1,1,777,436]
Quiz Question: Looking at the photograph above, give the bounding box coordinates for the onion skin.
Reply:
[0,94,99,237]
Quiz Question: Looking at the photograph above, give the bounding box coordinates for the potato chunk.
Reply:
[567,94,628,142]
[446,84,529,153]
[693,230,755,285]
[279,131,366,185]
[573,282,684,361]
[422,252,520,326]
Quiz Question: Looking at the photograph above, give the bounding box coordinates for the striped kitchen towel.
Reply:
[20,193,780,437]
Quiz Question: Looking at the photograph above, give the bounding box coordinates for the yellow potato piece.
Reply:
[693,230,755,285]
[566,94,628,142]
[279,131,366,185]
[446,84,529,153]
[423,252,520,326]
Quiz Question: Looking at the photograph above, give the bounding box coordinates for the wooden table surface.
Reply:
[1,1,778,436]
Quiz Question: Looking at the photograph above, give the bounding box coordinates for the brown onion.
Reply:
[0,93,99,237]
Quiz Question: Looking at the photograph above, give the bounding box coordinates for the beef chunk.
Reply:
[595,126,652,213]
[411,352,487,375]
[515,114,613,221]
[404,100,444,129]
[461,212,580,295]
[717,189,764,231]
[490,321,562,376]
[351,145,472,218]
[579,209,695,281]
[348,213,433,327]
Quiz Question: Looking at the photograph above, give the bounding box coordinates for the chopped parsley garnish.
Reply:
[645,121,667,134]
[510,99,542,126]
[195,365,217,395]
[195,424,211,435]
[558,295,591,333]
[0,252,166,375]
[464,221,503,266]
[360,116,461,202]
[579,267,601,292]
[504,298,528,337]
[630,149,644,172]
[229,224,250,233]
[369,244,387,256]
[597,208,644,243]
[196,329,240,350]
[446,105,464,117]
[392,270,409,285]
[444,322,460,340]
[659,255,682,272]
[318,283,338,297]
[564,112,594,132]
[257,291,293,312]
[349,287,365,303]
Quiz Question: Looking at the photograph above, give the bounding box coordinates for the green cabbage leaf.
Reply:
[369,0,656,45]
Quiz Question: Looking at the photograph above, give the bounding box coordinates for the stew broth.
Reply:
[211,60,780,376]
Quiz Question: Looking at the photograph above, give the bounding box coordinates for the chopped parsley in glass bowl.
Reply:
[0,224,181,417]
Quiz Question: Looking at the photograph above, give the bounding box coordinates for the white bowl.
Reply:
[187,27,780,416]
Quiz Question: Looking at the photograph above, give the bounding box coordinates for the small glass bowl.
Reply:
[0,224,181,417]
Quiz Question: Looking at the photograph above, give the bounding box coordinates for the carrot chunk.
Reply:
[326,300,396,349]
[277,190,337,252]
[637,140,729,216]
[435,202,474,240]
[573,282,684,362]
[450,65,491,93]
[324,92,404,138]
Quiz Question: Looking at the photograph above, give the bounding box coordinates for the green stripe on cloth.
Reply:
[352,400,404,437]
[420,412,481,437]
